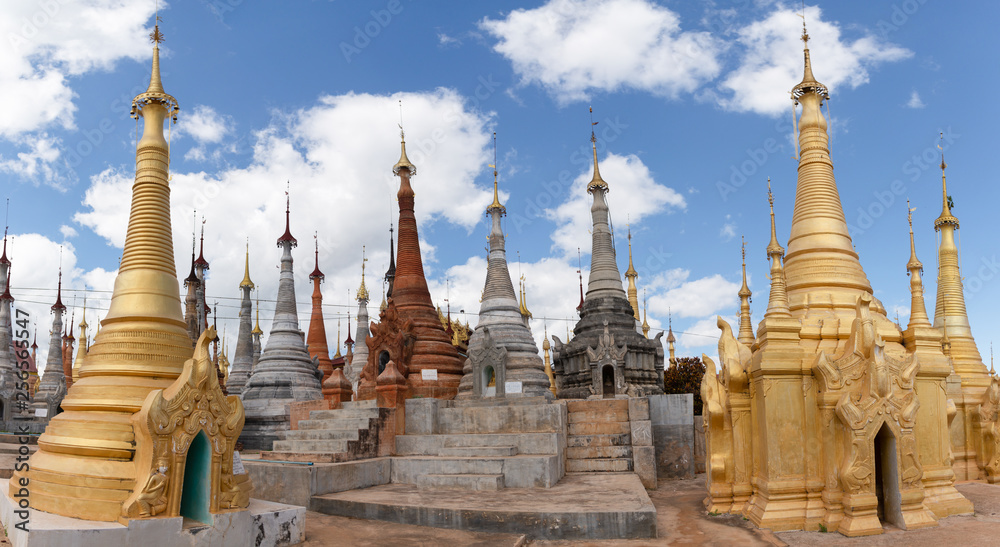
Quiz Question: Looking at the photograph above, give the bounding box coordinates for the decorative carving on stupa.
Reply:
[550,111,664,398]
[346,248,371,389]
[358,129,464,400]
[240,189,324,450]
[307,234,334,382]
[459,135,553,399]
[122,327,251,520]
[701,22,973,537]
[11,21,216,521]
[227,244,255,397]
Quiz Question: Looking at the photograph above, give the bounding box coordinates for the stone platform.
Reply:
[0,478,305,547]
[311,472,656,540]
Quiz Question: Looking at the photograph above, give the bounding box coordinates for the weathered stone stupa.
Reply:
[458,142,553,399]
[551,123,665,399]
[306,236,334,382]
[0,243,17,423]
[227,245,255,397]
[11,24,251,522]
[240,193,324,450]
[346,250,371,388]
[701,25,976,537]
[31,271,67,418]
[358,131,464,400]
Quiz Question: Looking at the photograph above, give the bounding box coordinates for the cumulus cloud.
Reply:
[480,0,722,105]
[179,105,232,144]
[73,89,496,343]
[0,134,63,186]
[906,90,925,109]
[715,5,911,116]
[545,152,685,256]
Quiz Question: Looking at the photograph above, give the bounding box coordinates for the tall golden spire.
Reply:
[666,309,676,365]
[737,236,754,346]
[904,200,930,329]
[518,274,532,319]
[641,290,651,339]
[932,142,985,378]
[764,178,790,317]
[784,21,873,322]
[542,324,556,396]
[18,15,191,522]
[625,224,640,321]
[252,295,263,335]
[240,241,254,289]
[357,245,370,302]
[488,132,505,213]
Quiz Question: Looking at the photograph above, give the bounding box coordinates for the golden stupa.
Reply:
[12,22,251,523]
[700,23,993,537]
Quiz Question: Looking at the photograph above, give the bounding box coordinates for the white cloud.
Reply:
[0,2,155,138]
[73,89,495,343]
[437,33,460,47]
[0,134,63,186]
[480,0,722,105]
[59,225,77,239]
[180,105,232,144]
[545,152,685,256]
[715,5,912,116]
[649,273,741,319]
[720,220,736,241]
[906,90,925,109]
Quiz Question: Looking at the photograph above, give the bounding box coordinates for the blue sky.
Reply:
[2,1,999,371]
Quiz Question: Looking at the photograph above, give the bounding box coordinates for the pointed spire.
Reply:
[488,132,505,214]
[277,184,297,247]
[52,265,65,311]
[737,236,754,346]
[385,222,396,298]
[252,295,263,335]
[240,240,255,289]
[194,219,210,269]
[333,319,342,359]
[357,246,370,303]
[764,179,791,317]
[905,200,931,329]
[576,248,584,313]
[666,309,676,365]
[345,304,354,348]
[625,224,640,321]
[518,275,532,320]
[1,265,13,302]
[542,323,556,397]
[0,224,8,267]
[392,122,417,176]
[934,138,959,230]
[310,232,324,280]
[586,107,608,193]
[792,15,827,99]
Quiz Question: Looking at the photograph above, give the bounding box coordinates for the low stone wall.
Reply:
[648,393,695,479]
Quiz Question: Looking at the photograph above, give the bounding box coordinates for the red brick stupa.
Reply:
[358,131,464,400]
[307,234,334,382]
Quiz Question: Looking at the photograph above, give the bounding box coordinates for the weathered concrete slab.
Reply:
[0,479,304,547]
[244,458,390,507]
[649,393,695,479]
[311,473,656,540]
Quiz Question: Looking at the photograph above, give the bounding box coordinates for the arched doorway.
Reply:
[874,423,903,529]
[180,431,212,524]
[602,365,615,398]
[482,365,496,397]
[378,351,390,376]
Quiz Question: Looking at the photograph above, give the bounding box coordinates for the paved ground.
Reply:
[301,477,1000,546]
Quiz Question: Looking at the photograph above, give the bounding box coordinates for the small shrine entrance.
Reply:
[602,365,615,398]
[180,431,212,524]
[378,351,391,376]
[482,365,496,397]
[874,423,903,529]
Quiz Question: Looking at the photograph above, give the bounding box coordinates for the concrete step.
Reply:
[568,421,630,436]
[566,458,633,473]
[448,396,551,408]
[436,403,565,435]
[395,433,560,456]
[567,407,629,424]
[416,473,504,491]
[297,417,372,430]
[438,446,517,457]
[0,443,38,455]
[282,429,360,441]
[309,408,380,420]
[566,399,628,414]
[271,439,351,453]
[566,445,632,459]
[392,455,562,488]
[340,400,377,409]
[566,433,631,448]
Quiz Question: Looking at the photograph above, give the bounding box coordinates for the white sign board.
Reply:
[505,381,523,394]
[421,369,438,381]
[232,451,246,475]
[34,409,47,418]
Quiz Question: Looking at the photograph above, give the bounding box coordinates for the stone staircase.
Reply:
[392,398,565,490]
[565,399,634,473]
[264,399,387,462]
